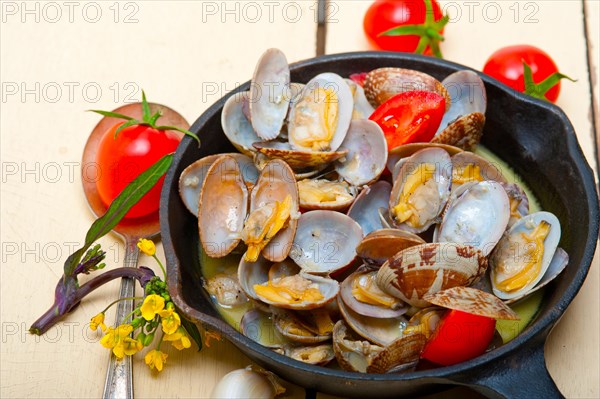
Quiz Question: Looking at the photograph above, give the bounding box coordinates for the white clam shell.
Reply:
[179,153,258,216]
[249,48,291,140]
[437,181,510,256]
[490,211,562,300]
[345,78,375,120]
[335,119,388,186]
[288,72,353,152]
[221,91,262,156]
[347,181,392,235]
[290,210,363,274]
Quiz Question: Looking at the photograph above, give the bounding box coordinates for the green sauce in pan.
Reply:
[199,146,545,344]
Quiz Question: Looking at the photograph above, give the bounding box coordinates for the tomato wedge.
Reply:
[421,309,496,366]
[369,91,445,151]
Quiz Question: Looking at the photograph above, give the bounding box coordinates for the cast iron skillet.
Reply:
[160,52,599,399]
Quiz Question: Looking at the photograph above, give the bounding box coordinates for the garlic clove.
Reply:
[210,365,285,399]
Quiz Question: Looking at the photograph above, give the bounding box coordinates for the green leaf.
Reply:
[379,24,426,37]
[180,315,203,351]
[64,154,173,276]
[114,119,141,138]
[522,61,576,101]
[88,110,135,121]
[155,125,201,145]
[424,0,434,25]
[141,90,151,123]
[147,110,162,126]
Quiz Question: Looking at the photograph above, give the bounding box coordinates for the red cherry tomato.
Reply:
[421,310,496,366]
[369,91,445,150]
[363,0,445,54]
[96,123,181,219]
[483,45,562,102]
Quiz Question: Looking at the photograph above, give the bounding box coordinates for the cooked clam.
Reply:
[221,91,262,156]
[366,333,426,374]
[387,143,462,180]
[356,229,425,266]
[436,181,510,256]
[502,183,530,227]
[204,272,248,308]
[363,67,450,109]
[289,210,363,274]
[389,148,452,233]
[253,140,348,170]
[345,79,375,119]
[450,151,507,188]
[377,242,488,308]
[297,178,357,211]
[339,268,406,318]
[198,155,249,258]
[490,211,562,301]
[423,286,519,320]
[272,308,333,343]
[240,308,289,349]
[332,320,383,373]
[284,344,335,366]
[287,72,353,152]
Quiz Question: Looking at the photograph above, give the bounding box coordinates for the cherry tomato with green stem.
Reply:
[483,45,575,103]
[363,0,448,57]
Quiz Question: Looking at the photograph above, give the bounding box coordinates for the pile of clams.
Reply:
[179,49,568,373]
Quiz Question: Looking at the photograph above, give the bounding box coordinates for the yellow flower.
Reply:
[145,349,168,372]
[159,308,181,335]
[90,312,106,332]
[163,327,192,350]
[137,238,156,256]
[140,294,165,321]
[100,324,141,359]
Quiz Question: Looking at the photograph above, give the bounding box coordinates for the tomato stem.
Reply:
[378,0,448,58]
[522,61,576,101]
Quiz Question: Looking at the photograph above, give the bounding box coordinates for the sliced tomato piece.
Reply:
[421,309,496,366]
[369,91,445,151]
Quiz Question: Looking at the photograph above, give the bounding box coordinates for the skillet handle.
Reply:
[453,338,564,399]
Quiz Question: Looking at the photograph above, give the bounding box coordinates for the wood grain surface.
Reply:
[1,1,598,398]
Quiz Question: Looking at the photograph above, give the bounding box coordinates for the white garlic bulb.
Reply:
[210,366,285,399]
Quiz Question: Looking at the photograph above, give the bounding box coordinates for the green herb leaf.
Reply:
[64,154,173,276]
[180,315,203,351]
[155,125,201,145]
[88,110,135,121]
[141,90,151,123]
[379,24,426,37]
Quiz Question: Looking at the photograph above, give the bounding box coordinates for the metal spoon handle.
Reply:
[103,239,140,399]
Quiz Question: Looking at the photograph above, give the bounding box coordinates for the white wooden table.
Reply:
[1,1,598,398]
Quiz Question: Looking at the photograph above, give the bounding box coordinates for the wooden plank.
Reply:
[325,1,599,398]
[0,2,317,398]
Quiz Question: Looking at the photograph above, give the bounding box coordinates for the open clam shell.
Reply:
[287,72,353,152]
[239,256,340,310]
[436,181,510,256]
[289,210,363,274]
[423,286,519,320]
[284,344,335,366]
[356,229,425,266]
[501,182,530,227]
[340,268,407,318]
[249,48,291,140]
[240,308,289,349]
[250,159,299,262]
[222,91,262,156]
[490,211,562,300]
[338,294,408,347]
[387,143,462,177]
[366,333,426,374]
[389,148,452,233]
[179,153,258,216]
[335,119,388,186]
[432,71,487,150]
[377,242,488,308]
[253,140,348,170]
[332,320,383,373]
[297,178,357,211]
[363,67,450,109]
[347,181,392,235]
[198,155,248,258]
[272,308,332,344]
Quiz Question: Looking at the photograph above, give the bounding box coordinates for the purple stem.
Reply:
[30,267,154,335]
